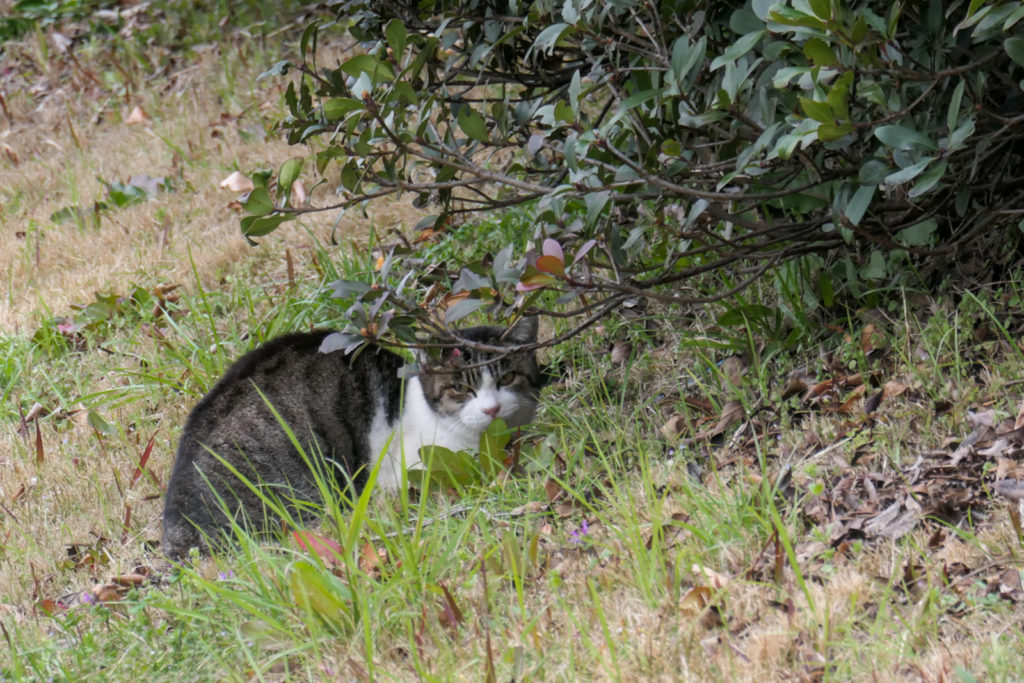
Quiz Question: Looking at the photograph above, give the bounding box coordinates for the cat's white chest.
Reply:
[369,377,480,490]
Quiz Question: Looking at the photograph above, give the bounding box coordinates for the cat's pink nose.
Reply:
[483,405,500,418]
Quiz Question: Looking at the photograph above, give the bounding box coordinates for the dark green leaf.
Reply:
[710,30,764,70]
[242,187,274,216]
[340,54,395,83]
[1006,37,1024,67]
[457,107,489,142]
[445,298,487,324]
[531,23,570,56]
[908,159,948,198]
[385,19,407,59]
[875,125,937,151]
[845,184,874,226]
[896,218,938,247]
[884,157,934,186]
[323,98,363,122]
[240,214,294,244]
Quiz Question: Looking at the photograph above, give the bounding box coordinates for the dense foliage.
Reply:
[244,0,1024,348]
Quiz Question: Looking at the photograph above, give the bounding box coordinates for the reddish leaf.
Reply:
[34,422,43,464]
[535,254,565,277]
[293,530,345,567]
[437,582,464,635]
[864,388,884,414]
[129,434,156,490]
[515,267,556,292]
[541,238,564,261]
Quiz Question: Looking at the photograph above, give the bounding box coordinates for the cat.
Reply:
[161,317,542,558]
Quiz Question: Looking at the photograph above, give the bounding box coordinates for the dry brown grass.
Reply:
[0,41,420,334]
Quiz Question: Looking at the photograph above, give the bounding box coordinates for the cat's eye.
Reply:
[497,371,518,386]
[449,382,476,396]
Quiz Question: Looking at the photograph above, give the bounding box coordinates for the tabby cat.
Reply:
[161,318,541,558]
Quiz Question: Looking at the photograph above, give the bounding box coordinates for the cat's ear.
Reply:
[504,316,538,345]
[418,344,463,365]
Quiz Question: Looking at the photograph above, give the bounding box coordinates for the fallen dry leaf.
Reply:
[89,583,127,603]
[112,573,147,588]
[220,171,254,192]
[610,340,632,366]
[685,400,745,444]
[691,564,730,589]
[679,585,712,617]
[660,414,687,441]
[24,403,47,422]
[883,380,909,399]
[125,105,151,124]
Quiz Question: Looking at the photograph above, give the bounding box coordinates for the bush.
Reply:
[242,0,1024,349]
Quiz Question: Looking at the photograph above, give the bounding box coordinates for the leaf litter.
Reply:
[657,317,1024,627]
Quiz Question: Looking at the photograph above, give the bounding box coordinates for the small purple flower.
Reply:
[217,570,235,581]
[570,519,590,546]
[80,592,96,605]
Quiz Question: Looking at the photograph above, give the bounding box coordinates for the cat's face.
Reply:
[418,317,542,432]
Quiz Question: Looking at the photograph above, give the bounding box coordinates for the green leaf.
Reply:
[851,13,868,44]
[445,298,487,324]
[531,22,570,56]
[808,0,832,20]
[477,418,511,478]
[908,159,948,198]
[242,187,274,216]
[859,250,887,280]
[299,19,319,57]
[257,60,291,81]
[769,7,827,29]
[817,122,853,141]
[288,560,355,632]
[278,157,303,194]
[1007,37,1024,67]
[896,218,938,247]
[884,157,934,186]
[948,118,975,151]
[240,214,294,244]
[408,446,481,490]
[670,35,707,83]
[826,71,853,121]
[947,80,965,131]
[845,184,875,226]
[710,30,765,70]
[322,98,363,122]
[87,410,116,435]
[339,54,395,83]
[800,97,834,124]
[803,38,837,66]
[819,271,834,308]
[874,125,937,151]
[385,19,407,59]
[1005,5,1024,30]
[457,107,489,142]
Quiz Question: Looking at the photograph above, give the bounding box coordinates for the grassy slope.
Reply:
[2,7,1024,682]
